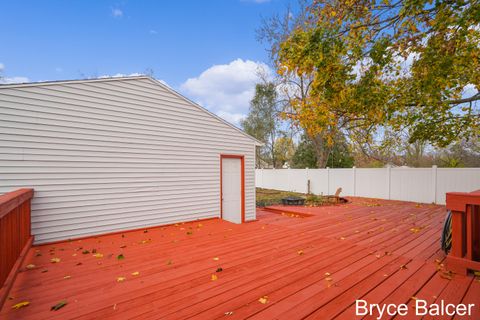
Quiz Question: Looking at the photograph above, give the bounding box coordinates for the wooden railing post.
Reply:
[450,210,465,258]
[0,188,34,309]
[446,189,480,275]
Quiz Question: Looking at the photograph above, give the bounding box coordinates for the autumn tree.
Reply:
[274,136,295,167]
[276,0,479,157]
[257,0,338,168]
[241,82,280,168]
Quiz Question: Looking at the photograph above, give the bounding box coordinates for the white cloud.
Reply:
[181,59,271,126]
[0,76,30,84]
[216,110,247,124]
[97,73,170,87]
[112,8,123,18]
[462,84,478,98]
[98,72,143,79]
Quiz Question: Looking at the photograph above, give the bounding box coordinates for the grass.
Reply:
[256,188,337,207]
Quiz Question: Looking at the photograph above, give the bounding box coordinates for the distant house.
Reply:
[0,76,262,243]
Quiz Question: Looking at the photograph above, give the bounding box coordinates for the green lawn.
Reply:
[256,188,330,207]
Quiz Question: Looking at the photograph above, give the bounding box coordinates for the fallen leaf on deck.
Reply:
[93,253,103,258]
[120,245,127,249]
[258,296,269,304]
[11,301,30,310]
[41,269,48,273]
[117,277,126,282]
[440,271,453,280]
[143,229,148,233]
[324,272,331,277]
[297,250,304,256]
[26,264,36,270]
[474,271,480,277]
[216,267,223,272]
[410,227,422,233]
[166,260,173,265]
[339,237,346,240]
[140,239,151,244]
[400,264,408,270]
[76,262,82,266]
[211,274,218,281]
[35,252,42,257]
[325,277,333,281]
[131,271,140,276]
[50,300,67,311]
[50,258,61,263]
[225,311,234,315]
[117,254,125,260]
[197,223,203,228]
[63,275,71,280]
[186,231,193,235]
[213,257,219,261]
[82,250,90,254]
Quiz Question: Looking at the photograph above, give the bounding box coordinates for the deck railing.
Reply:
[0,188,34,307]
[446,189,480,275]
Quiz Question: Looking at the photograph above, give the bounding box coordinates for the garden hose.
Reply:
[441,210,452,254]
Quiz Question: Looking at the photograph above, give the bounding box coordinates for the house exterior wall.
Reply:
[0,77,257,243]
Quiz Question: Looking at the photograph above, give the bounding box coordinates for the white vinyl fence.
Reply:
[255,166,480,205]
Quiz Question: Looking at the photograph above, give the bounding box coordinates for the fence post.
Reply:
[432,165,438,204]
[352,166,356,197]
[305,168,309,194]
[326,167,330,194]
[387,165,392,200]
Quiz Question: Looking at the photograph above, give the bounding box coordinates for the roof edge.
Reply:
[143,77,264,146]
[0,75,151,89]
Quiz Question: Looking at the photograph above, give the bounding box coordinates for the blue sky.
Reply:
[0,0,294,124]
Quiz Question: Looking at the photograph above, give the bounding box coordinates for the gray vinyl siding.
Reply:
[0,77,257,244]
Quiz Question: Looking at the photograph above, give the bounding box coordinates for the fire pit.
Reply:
[281,196,305,206]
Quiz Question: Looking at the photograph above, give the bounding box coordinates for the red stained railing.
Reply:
[446,189,480,275]
[0,188,34,307]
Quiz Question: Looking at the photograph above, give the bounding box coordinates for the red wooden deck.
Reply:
[1,198,479,319]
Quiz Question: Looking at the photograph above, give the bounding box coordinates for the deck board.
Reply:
[1,198,477,319]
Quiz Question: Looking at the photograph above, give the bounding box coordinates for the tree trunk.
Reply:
[309,133,331,168]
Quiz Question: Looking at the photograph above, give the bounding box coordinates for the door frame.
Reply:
[220,154,245,223]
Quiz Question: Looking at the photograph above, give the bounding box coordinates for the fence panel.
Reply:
[256,167,480,204]
[390,168,434,203]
